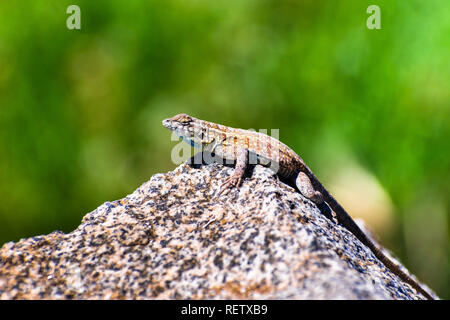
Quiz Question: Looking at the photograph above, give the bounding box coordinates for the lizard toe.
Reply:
[217,175,241,196]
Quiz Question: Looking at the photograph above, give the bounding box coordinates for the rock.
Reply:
[0,159,435,299]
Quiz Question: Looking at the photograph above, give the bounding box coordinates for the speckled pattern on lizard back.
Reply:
[163,113,305,177]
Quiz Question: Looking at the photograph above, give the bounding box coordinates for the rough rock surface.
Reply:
[0,159,435,299]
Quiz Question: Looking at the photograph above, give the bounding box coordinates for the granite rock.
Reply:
[0,159,435,299]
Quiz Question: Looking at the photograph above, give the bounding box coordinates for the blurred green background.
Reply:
[0,0,448,298]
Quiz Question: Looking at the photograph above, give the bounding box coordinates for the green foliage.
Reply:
[0,0,448,297]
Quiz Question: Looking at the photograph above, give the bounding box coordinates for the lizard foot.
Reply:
[217,175,242,196]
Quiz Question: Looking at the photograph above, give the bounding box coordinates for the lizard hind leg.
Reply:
[296,172,323,204]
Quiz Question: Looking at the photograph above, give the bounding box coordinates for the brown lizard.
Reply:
[162,113,434,300]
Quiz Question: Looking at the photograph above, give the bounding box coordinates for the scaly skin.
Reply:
[162,113,434,300]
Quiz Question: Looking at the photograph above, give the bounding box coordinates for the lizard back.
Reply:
[193,118,307,179]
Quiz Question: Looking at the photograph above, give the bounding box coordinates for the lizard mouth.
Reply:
[162,119,190,138]
[162,119,174,130]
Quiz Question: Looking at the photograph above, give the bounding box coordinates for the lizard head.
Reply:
[162,113,195,130]
[162,113,213,147]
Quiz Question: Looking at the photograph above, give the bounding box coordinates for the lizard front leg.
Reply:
[296,171,323,204]
[218,147,248,195]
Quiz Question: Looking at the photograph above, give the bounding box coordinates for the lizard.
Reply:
[162,113,434,300]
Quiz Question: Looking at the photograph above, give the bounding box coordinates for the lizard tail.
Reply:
[320,188,435,300]
[370,243,435,300]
